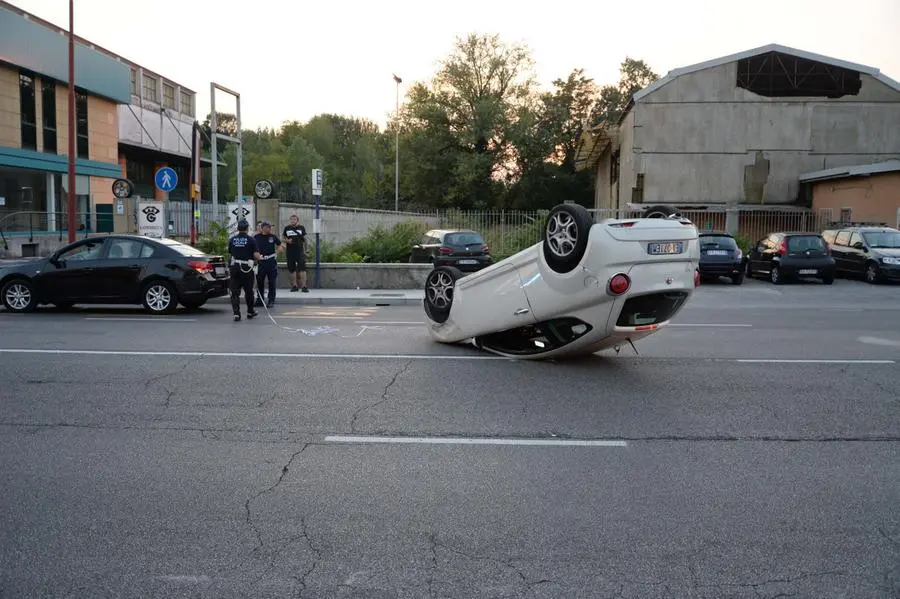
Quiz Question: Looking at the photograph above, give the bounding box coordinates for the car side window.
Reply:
[58,240,104,261]
[835,231,851,246]
[822,230,836,245]
[848,232,862,247]
[107,239,154,259]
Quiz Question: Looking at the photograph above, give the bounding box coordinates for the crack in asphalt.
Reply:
[349,360,413,433]
[428,535,554,597]
[295,516,321,599]
[244,444,309,554]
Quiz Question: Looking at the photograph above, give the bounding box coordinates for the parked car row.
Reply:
[698,222,900,285]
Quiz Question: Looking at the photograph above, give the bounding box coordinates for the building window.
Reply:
[163,83,175,110]
[42,80,57,153]
[19,72,37,150]
[130,69,137,95]
[180,91,193,116]
[75,90,88,159]
[142,75,157,102]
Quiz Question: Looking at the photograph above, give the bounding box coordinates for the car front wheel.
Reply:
[1,279,37,313]
[865,262,880,284]
[424,266,462,324]
[142,280,178,314]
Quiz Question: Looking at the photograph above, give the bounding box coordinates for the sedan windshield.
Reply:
[863,231,900,248]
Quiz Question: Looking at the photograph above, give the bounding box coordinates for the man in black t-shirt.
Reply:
[253,221,281,308]
[282,214,308,292]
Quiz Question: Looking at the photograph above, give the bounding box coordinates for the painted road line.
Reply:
[736,359,895,364]
[324,435,628,447]
[670,323,752,327]
[0,349,506,360]
[355,321,423,325]
[84,317,198,322]
[858,336,900,348]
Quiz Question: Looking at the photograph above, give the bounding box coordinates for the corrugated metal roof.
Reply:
[633,43,900,103]
[799,159,900,183]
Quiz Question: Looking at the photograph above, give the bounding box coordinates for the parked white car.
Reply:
[423,203,701,359]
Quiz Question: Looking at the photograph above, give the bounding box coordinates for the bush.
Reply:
[339,220,427,263]
[197,219,231,256]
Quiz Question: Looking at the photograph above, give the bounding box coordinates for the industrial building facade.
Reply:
[578,44,900,212]
[0,0,202,251]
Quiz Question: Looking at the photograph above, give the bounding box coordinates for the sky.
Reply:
[10,0,900,132]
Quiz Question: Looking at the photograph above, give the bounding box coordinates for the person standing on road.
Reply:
[253,221,281,308]
[282,214,309,293]
[227,219,261,322]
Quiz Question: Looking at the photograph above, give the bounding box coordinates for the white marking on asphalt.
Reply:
[324,435,628,447]
[355,321,422,325]
[670,323,752,327]
[736,359,895,364]
[0,349,505,360]
[84,317,198,322]
[857,336,900,348]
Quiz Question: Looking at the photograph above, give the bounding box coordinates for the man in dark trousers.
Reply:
[282,213,309,292]
[253,221,281,308]
[227,219,261,322]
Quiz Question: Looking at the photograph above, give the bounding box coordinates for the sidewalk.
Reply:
[210,288,424,306]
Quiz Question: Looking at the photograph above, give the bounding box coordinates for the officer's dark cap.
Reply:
[261,221,272,227]
[237,219,249,231]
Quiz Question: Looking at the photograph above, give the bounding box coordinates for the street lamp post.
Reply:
[393,73,401,212]
[67,0,76,242]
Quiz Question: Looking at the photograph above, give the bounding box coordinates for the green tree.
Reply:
[590,57,659,127]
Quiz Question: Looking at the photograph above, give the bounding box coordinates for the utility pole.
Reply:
[393,73,401,212]
[67,0,76,242]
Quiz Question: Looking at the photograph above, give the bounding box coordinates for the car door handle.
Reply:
[514,308,530,315]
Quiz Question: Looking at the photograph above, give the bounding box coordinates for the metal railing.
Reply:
[0,210,99,241]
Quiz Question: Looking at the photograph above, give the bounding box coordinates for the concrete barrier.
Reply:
[274,263,432,289]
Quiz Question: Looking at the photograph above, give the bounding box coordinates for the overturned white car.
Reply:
[423,203,700,359]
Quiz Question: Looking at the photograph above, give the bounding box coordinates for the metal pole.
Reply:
[67,0,76,243]
[235,94,242,203]
[393,74,401,212]
[210,83,217,211]
[315,187,321,289]
[189,120,197,245]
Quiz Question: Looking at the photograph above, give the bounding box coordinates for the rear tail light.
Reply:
[482,244,490,253]
[776,239,788,255]
[735,249,743,260]
[438,246,452,255]
[610,221,636,228]
[607,273,631,296]
[694,269,700,287]
[188,260,214,273]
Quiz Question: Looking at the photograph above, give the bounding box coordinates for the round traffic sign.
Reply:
[254,179,274,200]
[111,178,134,199]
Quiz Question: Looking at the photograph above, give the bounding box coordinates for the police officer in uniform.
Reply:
[228,219,261,321]
[253,221,281,308]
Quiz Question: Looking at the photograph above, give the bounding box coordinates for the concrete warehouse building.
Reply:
[576,44,900,212]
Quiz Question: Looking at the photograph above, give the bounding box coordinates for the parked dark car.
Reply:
[697,232,745,284]
[822,223,900,284]
[410,229,493,272]
[745,231,835,284]
[0,235,229,314]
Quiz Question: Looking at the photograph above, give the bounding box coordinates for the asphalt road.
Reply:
[1,277,898,598]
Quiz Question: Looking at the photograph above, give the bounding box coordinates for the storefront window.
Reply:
[0,167,49,232]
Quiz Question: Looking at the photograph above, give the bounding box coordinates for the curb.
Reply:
[209,294,423,307]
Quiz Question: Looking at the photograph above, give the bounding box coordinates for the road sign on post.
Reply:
[154,167,178,193]
[226,203,255,236]
[137,201,166,238]
[312,168,323,289]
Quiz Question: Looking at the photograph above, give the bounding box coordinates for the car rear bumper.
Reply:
[178,276,229,300]
[434,256,493,272]
[698,261,742,276]
[779,261,836,278]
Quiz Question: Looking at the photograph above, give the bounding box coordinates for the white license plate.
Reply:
[458,260,478,265]
[798,269,817,275]
[215,266,226,276]
[706,250,728,256]
[648,242,684,255]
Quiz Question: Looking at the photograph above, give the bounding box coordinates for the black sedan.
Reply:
[0,235,229,314]
[698,232,745,284]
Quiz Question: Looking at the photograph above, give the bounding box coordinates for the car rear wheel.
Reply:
[865,262,880,284]
[424,266,462,324]
[1,279,37,313]
[643,204,681,219]
[542,203,593,274]
[142,280,178,314]
[770,266,783,285]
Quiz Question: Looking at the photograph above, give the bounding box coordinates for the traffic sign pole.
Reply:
[312,168,322,289]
